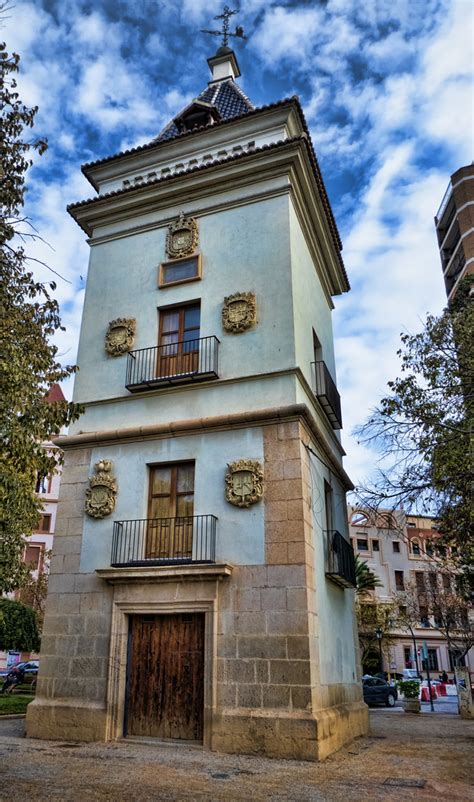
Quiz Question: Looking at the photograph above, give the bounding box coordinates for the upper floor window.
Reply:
[411,539,421,556]
[24,544,43,571]
[159,255,201,288]
[351,511,369,527]
[35,473,50,494]
[394,570,405,591]
[392,541,400,553]
[372,539,379,551]
[147,462,195,560]
[36,514,51,533]
[442,574,451,592]
[357,537,369,551]
[157,303,201,379]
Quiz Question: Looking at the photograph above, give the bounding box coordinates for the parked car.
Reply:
[362,676,398,707]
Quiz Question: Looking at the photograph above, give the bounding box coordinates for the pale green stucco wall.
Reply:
[72,194,294,416]
[80,427,265,573]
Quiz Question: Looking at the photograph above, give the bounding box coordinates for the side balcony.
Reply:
[111,515,217,567]
[126,336,219,392]
[312,361,342,430]
[325,530,356,589]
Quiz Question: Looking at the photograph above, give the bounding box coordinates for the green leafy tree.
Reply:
[0,42,82,593]
[355,278,473,577]
[0,598,40,652]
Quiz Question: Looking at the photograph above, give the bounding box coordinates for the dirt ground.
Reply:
[0,710,472,802]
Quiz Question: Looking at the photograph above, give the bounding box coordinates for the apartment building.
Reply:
[434,163,474,301]
[348,506,473,678]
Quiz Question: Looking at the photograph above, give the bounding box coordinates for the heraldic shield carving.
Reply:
[85,460,117,518]
[222,292,257,333]
[225,460,264,508]
[166,211,199,259]
[105,318,136,357]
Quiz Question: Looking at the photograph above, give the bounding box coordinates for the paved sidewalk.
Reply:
[0,711,472,801]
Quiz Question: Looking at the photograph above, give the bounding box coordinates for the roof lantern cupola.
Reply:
[155,6,252,142]
[202,5,246,81]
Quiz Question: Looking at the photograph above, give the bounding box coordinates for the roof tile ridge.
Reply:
[70,138,295,211]
[230,80,255,110]
[82,97,296,173]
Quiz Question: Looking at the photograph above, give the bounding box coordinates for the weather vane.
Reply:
[201,6,247,48]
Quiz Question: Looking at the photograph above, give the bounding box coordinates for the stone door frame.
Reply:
[105,594,217,747]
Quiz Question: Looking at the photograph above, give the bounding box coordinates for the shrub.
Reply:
[397,679,420,699]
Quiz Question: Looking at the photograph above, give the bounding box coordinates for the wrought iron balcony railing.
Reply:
[312,361,342,429]
[126,336,219,392]
[111,515,217,567]
[325,530,356,588]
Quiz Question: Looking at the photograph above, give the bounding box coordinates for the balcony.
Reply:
[126,336,219,392]
[312,361,342,429]
[445,245,466,295]
[325,530,356,588]
[111,515,217,567]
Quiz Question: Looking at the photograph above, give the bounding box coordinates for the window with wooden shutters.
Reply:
[36,514,51,532]
[147,463,195,559]
[24,545,42,571]
[157,304,200,379]
[394,570,405,591]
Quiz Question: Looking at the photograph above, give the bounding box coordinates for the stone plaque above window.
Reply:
[225,459,263,508]
[166,211,199,259]
[105,318,136,356]
[222,292,257,333]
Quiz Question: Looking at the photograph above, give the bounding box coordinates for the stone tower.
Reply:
[27,40,368,759]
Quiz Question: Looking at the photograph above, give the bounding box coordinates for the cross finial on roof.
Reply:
[201,5,247,48]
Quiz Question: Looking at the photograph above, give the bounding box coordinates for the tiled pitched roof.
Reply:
[154,78,254,143]
[44,383,65,403]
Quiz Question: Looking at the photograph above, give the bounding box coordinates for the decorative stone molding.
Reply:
[85,459,117,518]
[222,292,257,333]
[105,318,136,357]
[225,459,263,508]
[166,211,199,259]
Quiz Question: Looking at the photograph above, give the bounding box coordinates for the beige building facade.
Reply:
[26,45,368,759]
[348,506,473,678]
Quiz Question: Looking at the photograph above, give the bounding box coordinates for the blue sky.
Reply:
[5,0,473,485]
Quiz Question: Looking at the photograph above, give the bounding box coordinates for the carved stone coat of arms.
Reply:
[85,460,117,518]
[166,212,199,259]
[225,460,264,508]
[105,318,136,357]
[222,292,257,333]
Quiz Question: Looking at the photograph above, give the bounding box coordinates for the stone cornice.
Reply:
[55,403,353,490]
[69,137,348,295]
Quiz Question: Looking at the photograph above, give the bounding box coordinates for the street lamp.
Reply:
[375,627,384,674]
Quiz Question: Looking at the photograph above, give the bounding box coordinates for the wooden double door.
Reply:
[126,613,205,741]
